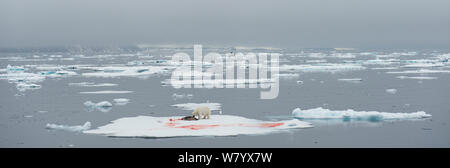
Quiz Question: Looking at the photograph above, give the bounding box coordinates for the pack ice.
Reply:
[46,122,91,132]
[292,107,431,121]
[83,115,312,138]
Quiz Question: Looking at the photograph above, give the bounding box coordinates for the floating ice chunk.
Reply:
[113,98,130,105]
[162,78,274,87]
[80,90,133,94]
[402,63,444,68]
[84,115,312,138]
[292,107,431,121]
[82,66,173,78]
[338,78,363,83]
[84,101,113,112]
[396,76,437,80]
[172,93,193,100]
[386,89,397,94]
[296,80,304,84]
[386,69,450,74]
[7,64,25,73]
[46,122,91,132]
[275,73,299,79]
[16,83,41,92]
[68,82,118,87]
[279,63,365,73]
[172,102,222,111]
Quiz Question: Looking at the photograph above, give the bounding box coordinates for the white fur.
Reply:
[192,106,211,119]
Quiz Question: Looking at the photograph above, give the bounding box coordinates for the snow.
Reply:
[386,69,450,74]
[16,83,41,92]
[84,101,113,112]
[279,63,366,73]
[172,102,222,111]
[79,90,133,94]
[338,78,363,82]
[69,82,118,87]
[386,89,397,94]
[292,107,431,121]
[396,76,437,80]
[46,122,91,132]
[113,98,130,105]
[82,66,173,77]
[84,115,312,138]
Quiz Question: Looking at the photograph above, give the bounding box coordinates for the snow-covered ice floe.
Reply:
[292,107,431,121]
[16,83,41,92]
[386,69,450,74]
[79,90,134,94]
[46,122,91,132]
[69,82,118,87]
[113,98,130,105]
[386,89,397,94]
[83,115,312,138]
[338,78,363,83]
[279,63,365,73]
[84,101,113,112]
[171,102,222,111]
[396,76,437,80]
[82,66,173,78]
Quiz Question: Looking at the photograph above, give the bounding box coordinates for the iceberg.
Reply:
[46,122,91,132]
[84,115,312,138]
[292,107,431,121]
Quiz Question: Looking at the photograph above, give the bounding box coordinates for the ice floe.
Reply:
[46,122,91,132]
[84,101,113,112]
[68,82,118,87]
[113,98,130,105]
[279,63,366,73]
[338,78,363,82]
[396,76,437,80]
[172,102,222,111]
[16,83,41,92]
[172,93,193,100]
[386,69,450,74]
[84,115,312,138]
[386,89,397,94]
[292,107,431,121]
[82,66,173,78]
[79,90,134,94]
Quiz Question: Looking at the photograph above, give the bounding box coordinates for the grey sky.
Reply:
[1,0,449,48]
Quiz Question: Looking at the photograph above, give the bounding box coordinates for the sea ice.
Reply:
[338,78,363,82]
[396,76,437,80]
[386,89,397,94]
[16,83,41,92]
[172,93,193,100]
[69,82,118,87]
[279,63,366,73]
[79,90,134,94]
[172,102,222,111]
[113,98,130,105]
[84,101,113,112]
[46,122,91,132]
[84,115,312,138]
[292,107,431,121]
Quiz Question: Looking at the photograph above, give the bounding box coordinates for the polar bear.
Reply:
[192,106,211,120]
